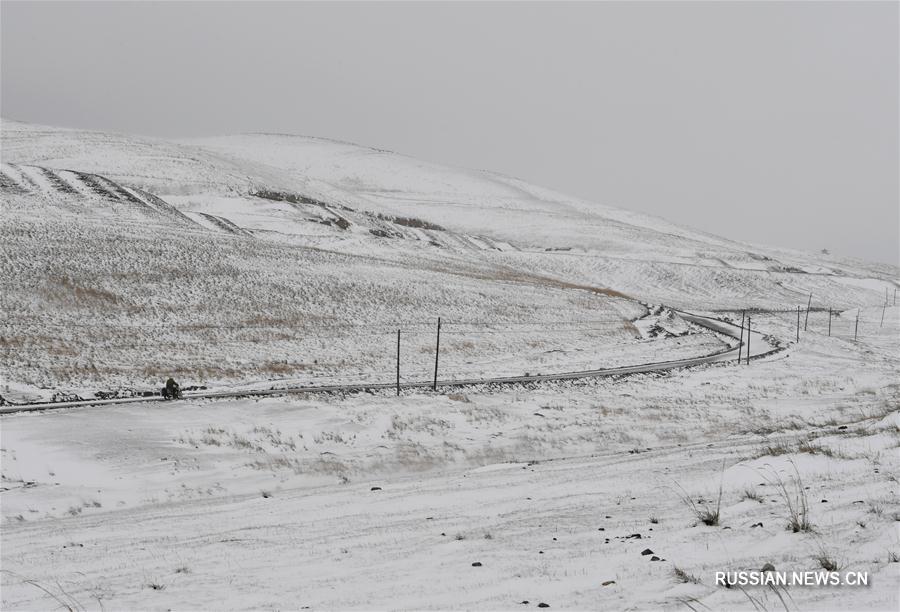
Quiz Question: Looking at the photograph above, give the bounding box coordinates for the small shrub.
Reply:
[763,462,812,533]
[673,566,701,584]
[797,439,834,457]
[757,440,795,458]
[815,551,840,572]
[674,461,725,527]
[742,487,763,502]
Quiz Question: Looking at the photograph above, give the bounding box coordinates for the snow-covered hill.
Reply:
[2,118,899,612]
[1,118,896,400]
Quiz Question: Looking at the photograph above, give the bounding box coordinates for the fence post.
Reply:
[804,293,811,331]
[881,302,886,328]
[396,329,401,396]
[828,307,832,337]
[746,316,751,365]
[854,310,859,341]
[433,317,441,391]
[738,311,745,361]
[796,305,800,342]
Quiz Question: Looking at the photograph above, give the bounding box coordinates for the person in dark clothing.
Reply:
[162,377,181,399]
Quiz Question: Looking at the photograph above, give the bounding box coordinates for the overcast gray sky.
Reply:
[2,1,897,264]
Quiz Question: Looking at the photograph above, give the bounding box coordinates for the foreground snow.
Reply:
[2,310,898,610]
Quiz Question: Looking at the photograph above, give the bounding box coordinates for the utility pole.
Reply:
[796,305,800,343]
[433,317,441,391]
[396,329,401,396]
[746,316,751,365]
[738,311,745,361]
[854,310,859,342]
[828,307,832,337]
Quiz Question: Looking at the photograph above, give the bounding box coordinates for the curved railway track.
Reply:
[0,310,781,415]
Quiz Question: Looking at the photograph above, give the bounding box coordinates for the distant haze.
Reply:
[2,1,897,265]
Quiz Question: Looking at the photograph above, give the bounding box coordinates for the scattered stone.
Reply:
[751,522,763,528]
[761,563,776,572]
[605,515,612,519]
[552,537,557,541]
[520,601,529,605]
[627,533,642,539]
[539,551,544,554]
[651,556,661,561]
[538,604,550,608]
[838,425,848,430]
[472,562,482,567]
[597,527,605,531]
[602,580,616,586]
[821,499,828,503]
[370,487,382,491]
[641,548,654,556]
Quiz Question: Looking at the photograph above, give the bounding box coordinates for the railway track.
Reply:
[0,311,780,415]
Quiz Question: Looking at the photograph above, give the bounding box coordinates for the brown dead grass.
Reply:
[47,276,121,305]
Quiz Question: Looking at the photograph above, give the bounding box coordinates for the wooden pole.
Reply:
[804,293,811,331]
[881,303,886,327]
[828,307,832,337]
[796,305,800,342]
[433,317,441,391]
[854,310,859,341]
[746,316,751,365]
[738,311,745,361]
[396,329,401,396]
[894,288,897,306]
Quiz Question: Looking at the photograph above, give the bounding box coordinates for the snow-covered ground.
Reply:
[2,308,898,610]
[1,119,898,610]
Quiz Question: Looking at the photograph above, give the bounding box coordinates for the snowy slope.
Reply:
[2,118,899,612]
[1,118,897,399]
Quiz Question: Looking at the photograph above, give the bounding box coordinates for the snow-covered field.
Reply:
[1,119,898,610]
[2,309,898,610]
